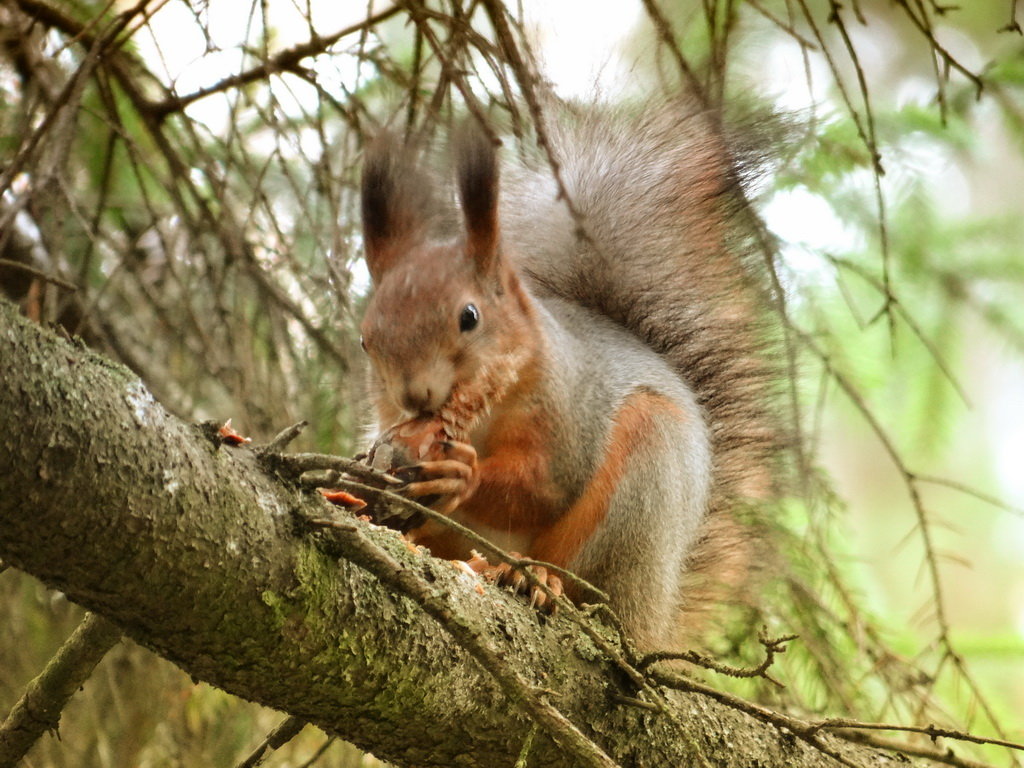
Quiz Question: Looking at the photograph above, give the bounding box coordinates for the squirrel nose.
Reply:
[402,386,434,414]
[395,367,453,415]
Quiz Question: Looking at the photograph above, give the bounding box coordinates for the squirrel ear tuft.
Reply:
[361,133,430,284]
[455,124,501,275]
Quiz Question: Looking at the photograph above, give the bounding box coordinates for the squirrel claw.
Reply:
[490,556,562,615]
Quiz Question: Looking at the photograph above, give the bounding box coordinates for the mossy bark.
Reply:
[0,300,913,768]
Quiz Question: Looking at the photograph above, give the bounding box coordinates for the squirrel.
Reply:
[358,99,777,651]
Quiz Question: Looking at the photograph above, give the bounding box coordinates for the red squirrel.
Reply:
[358,100,776,650]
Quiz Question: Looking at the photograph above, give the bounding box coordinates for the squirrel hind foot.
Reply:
[483,555,564,614]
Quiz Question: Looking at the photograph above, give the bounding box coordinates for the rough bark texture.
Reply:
[0,300,909,768]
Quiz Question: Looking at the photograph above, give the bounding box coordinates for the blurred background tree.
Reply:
[0,0,1021,766]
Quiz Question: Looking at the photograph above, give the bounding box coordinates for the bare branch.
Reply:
[0,614,121,767]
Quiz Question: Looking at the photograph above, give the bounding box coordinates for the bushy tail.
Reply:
[501,98,779,631]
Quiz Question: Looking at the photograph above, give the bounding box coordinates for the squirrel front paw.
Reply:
[403,439,479,514]
[368,417,479,513]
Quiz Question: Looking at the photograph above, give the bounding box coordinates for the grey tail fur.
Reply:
[501,98,779,630]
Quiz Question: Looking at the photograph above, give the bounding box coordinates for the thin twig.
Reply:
[146,5,405,118]
[913,474,1024,518]
[234,716,307,768]
[640,629,798,688]
[810,718,1024,753]
[825,254,970,405]
[638,0,707,105]
[261,421,309,454]
[0,613,122,766]
[0,258,77,291]
[294,736,336,768]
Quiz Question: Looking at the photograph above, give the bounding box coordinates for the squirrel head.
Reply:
[359,127,538,426]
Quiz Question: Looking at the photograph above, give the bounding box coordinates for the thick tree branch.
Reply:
[0,300,927,768]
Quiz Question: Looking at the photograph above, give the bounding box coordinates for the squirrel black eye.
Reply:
[359,335,367,352]
[459,303,480,332]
